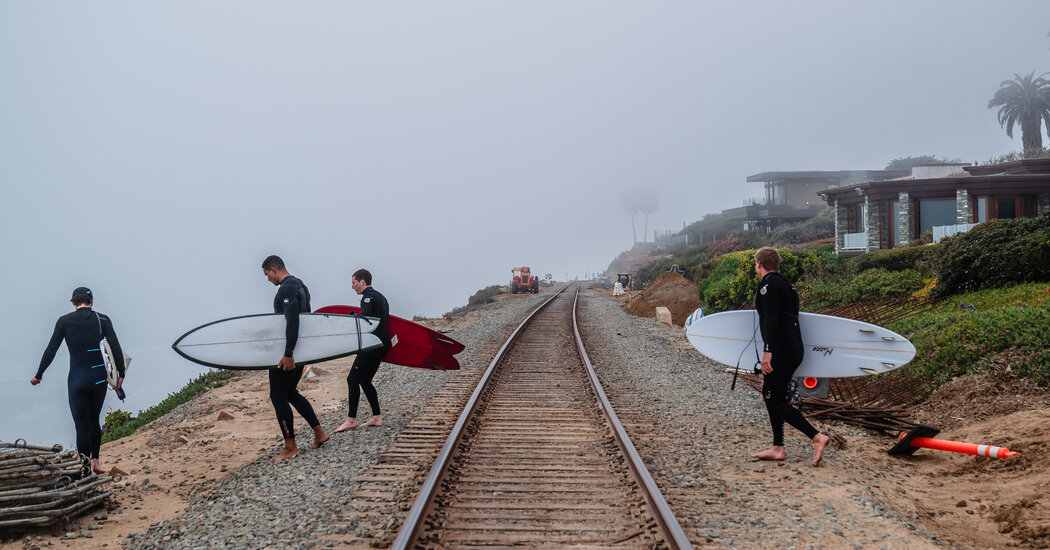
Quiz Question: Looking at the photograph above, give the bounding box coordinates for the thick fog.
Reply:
[2,1,1048,444]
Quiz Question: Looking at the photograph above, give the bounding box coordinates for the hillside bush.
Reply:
[933,214,1050,297]
[850,268,925,300]
[890,287,1050,387]
[801,268,924,307]
[769,208,834,245]
[102,370,235,443]
[698,248,805,312]
[852,245,939,277]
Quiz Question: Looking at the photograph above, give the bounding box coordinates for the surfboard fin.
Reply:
[881,336,895,341]
[860,367,879,375]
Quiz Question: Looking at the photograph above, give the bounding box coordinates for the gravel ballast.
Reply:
[577,287,944,549]
[121,285,948,549]
[124,292,550,550]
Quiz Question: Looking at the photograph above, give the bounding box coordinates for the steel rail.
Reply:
[572,286,693,550]
[390,284,569,549]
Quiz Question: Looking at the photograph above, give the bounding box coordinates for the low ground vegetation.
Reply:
[443,285,503,317]
[102,370,235,442]
[629,214,1050,390]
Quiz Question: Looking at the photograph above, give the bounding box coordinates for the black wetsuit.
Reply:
[36,308,125,459]
[348,287,389,418]
[270,275,320,440]
[755,272,819,447]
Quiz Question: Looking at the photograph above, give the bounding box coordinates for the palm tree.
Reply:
[638,186,659,243]
[621,189,640,244]
[987,72,1050,155]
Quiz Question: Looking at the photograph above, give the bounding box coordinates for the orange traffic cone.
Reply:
[888,424,1019,459]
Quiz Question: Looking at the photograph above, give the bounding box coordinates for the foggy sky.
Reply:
[2,2,1049,443]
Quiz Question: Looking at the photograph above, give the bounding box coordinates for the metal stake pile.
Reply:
[0,440,116,531]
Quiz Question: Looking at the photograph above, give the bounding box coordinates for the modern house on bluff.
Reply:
[820,159,1050,254]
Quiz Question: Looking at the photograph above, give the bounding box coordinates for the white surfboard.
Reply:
[100,338,130,389]
[684,307,704,330]
[172,313,383,370]
[685,310,916,378]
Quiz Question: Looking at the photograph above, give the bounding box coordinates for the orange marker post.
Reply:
[904,435,1019,459]
[888,425,1019,459]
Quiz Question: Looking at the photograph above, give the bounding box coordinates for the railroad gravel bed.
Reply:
[123,293,549,550]
[577,287,945,549]
[121,284,948,549]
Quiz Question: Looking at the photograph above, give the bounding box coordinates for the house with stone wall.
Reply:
[820,159,1050,254]
[722,169,908,232]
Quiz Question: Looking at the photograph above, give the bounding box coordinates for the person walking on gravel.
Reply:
[32,287,125,474]
[262,255,329,462]
[335,269,389,433]
[750,247,830,467]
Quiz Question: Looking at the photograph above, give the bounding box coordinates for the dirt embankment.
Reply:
[619,272,702,326]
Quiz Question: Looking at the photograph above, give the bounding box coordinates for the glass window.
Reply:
[996,198,1016,219]
[976,197,987,223]
[918,199,956,235]
[881,200,898,249]
[845,203,866,233]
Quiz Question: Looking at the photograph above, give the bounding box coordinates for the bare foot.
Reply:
[812,433,830,467]
[751,447,786,461]
[271,448,299,463]
[312,426,330,449]
[334,418,358,433]
[90,459,106,474]
[362,415,383,428]
[271,438,300,463]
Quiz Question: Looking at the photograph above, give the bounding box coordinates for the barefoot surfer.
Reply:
[335,269,388,433]
[750,247,830,467]
[262,255,329,462]
[32,287,125,474]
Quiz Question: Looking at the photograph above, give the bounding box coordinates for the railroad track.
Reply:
[392,284,691,549]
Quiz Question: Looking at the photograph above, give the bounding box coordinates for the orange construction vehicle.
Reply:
[511,267,540,294]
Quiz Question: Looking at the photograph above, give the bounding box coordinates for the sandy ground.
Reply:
[2,315,481,550]
[6,288,1048,549]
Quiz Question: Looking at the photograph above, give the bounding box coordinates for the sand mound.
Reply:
[623,272,702,326]
[912,371,1050,430]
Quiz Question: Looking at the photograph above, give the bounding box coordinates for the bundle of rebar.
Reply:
[800,398,917,436]
[0,441,116,531]
[736,373,918,437]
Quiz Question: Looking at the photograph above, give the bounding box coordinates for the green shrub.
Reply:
[933,214,1050,296]
[698,248,806,312]
[853,245,939,277]
[102,410,134,435]
[890,293,1050,387]
[769,207,834,245]
[800,249,848,282]
[801,268,924,307]
[850,268,925,301]
[102,370,235,443]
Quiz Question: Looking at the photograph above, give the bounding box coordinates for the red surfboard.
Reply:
[313,305,464,371]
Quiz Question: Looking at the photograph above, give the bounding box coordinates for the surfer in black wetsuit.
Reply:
[262,255,329,463]
[31,287,125,474]
[751,247,831,467]
[334,269,389,433]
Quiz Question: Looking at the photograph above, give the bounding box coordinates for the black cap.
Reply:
[72,287,92,298]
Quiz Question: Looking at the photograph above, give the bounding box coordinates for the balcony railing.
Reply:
[843,232,867,249]
[932,223,977,243]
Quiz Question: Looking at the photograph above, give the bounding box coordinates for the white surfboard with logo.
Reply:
[685,310,916,378]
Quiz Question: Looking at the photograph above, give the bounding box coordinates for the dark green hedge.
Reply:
[853,245,939,277]
[933,214,1050,296]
